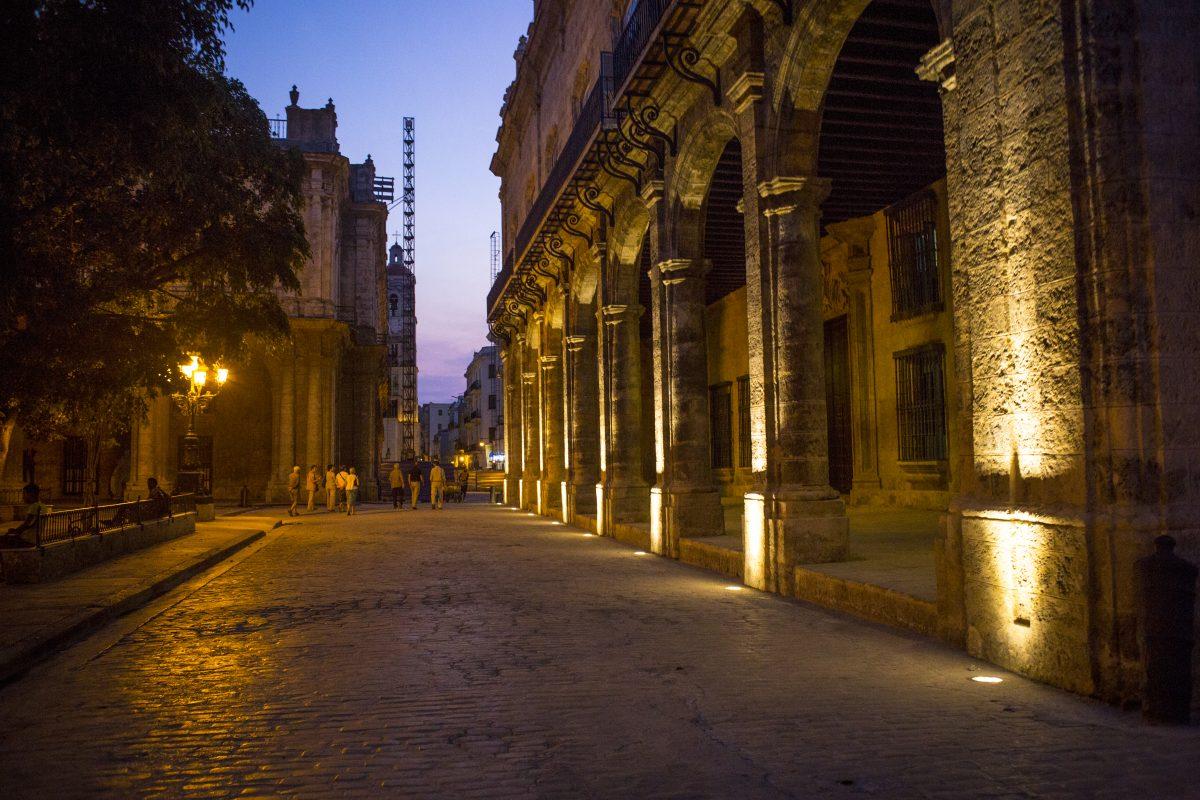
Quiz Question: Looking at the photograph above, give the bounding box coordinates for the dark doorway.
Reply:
[824,315,853,494]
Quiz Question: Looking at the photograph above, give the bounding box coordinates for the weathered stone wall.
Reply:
[489,0,1200,706]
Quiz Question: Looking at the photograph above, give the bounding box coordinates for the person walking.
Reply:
[388,462,404,509]
[407,461,423,510]
[287,466,301,517]
[345,467,360,515]
[306,465,320,513]
[325,464,337,512]
[429,458,446,510]
[458,464,470,503]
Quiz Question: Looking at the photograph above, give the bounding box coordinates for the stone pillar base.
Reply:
[504,476,520,507]
[665,487,725,555]
[744,493,848,594]
[603,482,649,534]
[568,480,597,517]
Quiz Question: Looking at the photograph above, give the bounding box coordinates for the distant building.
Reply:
[419,402,453,460]
[382,243,418,463]
[1,87,391,502]
[461,345,503,469]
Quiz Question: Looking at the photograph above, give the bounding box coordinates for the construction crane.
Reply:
[402,118,416,272]
[490,231,500,283]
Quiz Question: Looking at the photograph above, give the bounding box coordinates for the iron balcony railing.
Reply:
[489,54,615,313]
[27,494,197,549]
[268,118,287,139]
[613,0,675,95]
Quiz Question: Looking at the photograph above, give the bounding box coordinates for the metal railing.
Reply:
[268,118,287,139]
[29,494,197,549]
[613,0,675,94]
[0,486,52,506]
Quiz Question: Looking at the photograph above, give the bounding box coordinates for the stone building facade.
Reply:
[462,345,504,469]
[0,89,392,505]
[382,242,419,464]
[487,0,1200,709]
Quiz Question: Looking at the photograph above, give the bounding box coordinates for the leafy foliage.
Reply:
[0,0,308,435]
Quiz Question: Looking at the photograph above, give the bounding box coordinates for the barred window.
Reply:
[61,436,87,496]
[894,344,948,462]
[709,383,733,469]
[737,375,752,468]
[886,190,941,320]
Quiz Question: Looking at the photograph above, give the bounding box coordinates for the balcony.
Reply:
[268,118,287,139]
[488,0,703,318]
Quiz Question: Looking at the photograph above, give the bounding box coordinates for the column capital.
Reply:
[725,70,765,115]
[522,371,537,384]
[758,176,831,215]
[530,310,545,324]
[657,258,708,286]
[539,354,561,369]
[565,334,589,352]
[640,178,665,208]
[601,304,643,325]
[917,39,957,93]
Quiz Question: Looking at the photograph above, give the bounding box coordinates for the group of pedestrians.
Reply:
[388,457,449,510]
[285,458,460,517]
[287,464,361,517]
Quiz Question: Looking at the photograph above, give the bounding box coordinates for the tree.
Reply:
[0,1,309,473]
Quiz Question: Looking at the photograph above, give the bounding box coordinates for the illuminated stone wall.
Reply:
[488,0,1200,707]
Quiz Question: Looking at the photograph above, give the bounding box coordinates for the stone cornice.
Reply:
[758,176,831,215]
[725,70,765,115]
[917,39,957,92]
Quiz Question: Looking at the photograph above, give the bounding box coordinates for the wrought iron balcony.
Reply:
[268,118,287,139]
[613,0,674,94]
[488,54,615,313]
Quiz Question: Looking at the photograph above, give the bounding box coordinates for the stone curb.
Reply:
[0,527,268,686]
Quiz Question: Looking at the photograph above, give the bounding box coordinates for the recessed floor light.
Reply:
[633,550,648,555]
[971,676,1003,684]
[724,585,744,592]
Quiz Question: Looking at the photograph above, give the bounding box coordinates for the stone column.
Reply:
[749,176,848,592]
[127,393,172,499]
[600,304,648,528]
[501,344,523,506]
[521,332,541,512]
[657,258,724,550]
[267,351,296,503]
[540,350,565,518]
[565,330,600,519]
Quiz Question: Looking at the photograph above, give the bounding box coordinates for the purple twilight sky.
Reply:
[224,0,533,403]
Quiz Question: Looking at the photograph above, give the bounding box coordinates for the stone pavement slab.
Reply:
[0,505,1196,799]
[0,514,277,683]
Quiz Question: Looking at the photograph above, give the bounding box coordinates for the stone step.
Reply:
[792,565,937,637]
[679,536,744,579]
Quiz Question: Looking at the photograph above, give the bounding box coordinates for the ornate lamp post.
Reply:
[171,354,229,498]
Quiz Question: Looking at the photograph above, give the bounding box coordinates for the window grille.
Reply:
[709,383,733,469]
[886,190,941,320]
[61,436,87,496]
[737,375,751,468]
[894,344,948,461]
[488,394,497,410]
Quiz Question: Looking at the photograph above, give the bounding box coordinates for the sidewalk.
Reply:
[0,514,279,684]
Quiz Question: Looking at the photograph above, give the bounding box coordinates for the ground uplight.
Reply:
[971,676,1003,684]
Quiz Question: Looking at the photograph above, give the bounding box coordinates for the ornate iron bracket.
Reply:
[624,96,677,157]
[577,185,614,226]
[767,0,792,24]
[546,236,574,270]
[530,254,561,285]
[662,34,721,107]
[598,138,640,190]
[562,211,594,248]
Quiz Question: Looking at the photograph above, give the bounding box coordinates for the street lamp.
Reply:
[171,354,229,498]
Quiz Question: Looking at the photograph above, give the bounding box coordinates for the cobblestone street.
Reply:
[0,503,1196,799]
